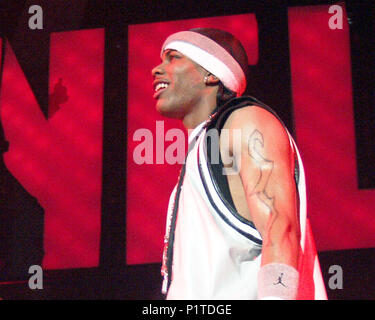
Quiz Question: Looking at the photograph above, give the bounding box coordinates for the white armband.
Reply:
[257,263,299,300]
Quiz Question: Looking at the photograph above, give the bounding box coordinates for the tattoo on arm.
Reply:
[247,129,278,221]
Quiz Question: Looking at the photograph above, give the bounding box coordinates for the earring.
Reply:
[204,76,208,84]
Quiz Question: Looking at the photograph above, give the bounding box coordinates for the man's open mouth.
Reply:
[153,81,170,98]
[155,82,169,92]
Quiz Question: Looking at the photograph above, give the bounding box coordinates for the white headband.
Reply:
[161,31,246,96]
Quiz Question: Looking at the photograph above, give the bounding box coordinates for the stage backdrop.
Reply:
[127,5,375,265]
[1,29,104,269]
[0,4,374,270]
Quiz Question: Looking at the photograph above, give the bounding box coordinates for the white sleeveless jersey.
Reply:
[164,117,327,300]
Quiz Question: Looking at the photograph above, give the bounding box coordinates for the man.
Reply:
[152,28,326,300]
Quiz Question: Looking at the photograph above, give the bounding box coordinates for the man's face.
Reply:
[152,49,206,118]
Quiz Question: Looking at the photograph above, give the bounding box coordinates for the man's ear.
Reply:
[205,73,220,86]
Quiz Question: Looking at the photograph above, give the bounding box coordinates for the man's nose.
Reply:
[151,63,164,78]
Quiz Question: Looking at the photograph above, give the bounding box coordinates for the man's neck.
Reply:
[182,96,217,130]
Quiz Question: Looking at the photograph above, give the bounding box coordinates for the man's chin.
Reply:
[155,102,183,119]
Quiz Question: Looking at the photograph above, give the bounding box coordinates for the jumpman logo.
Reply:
[273,273,287,287]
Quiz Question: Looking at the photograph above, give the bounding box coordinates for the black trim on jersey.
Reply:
[199,95,300,245]
[205,130,259,230]
[197,143,263,245]
[205,95,300,215]
[164,96,299,294]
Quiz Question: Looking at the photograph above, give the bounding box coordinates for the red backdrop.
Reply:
[127,6,375,265]
[289,6,375,250]
[0,5,374,270]
[0,29,104,269]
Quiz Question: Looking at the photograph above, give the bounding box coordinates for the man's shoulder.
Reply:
[223,104,285,134]
[221,104,292,157]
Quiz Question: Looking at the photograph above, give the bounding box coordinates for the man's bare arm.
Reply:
[227,106,300,268]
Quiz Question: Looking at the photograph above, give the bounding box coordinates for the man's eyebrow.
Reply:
[162,49,178,60]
